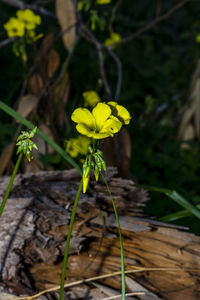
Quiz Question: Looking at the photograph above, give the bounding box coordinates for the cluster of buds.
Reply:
[16,127,38,162]
[82,146,106,193]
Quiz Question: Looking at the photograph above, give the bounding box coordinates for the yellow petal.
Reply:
[83,91,100,107]
[4,17,25,37]
[104,32,121,47]
[92,103,111,131]
[78,136,91,155]
[16,9,41,30]
[93,132,111,139]
[101,116,122,135]
[72,108,96,129]
[107,102,131,125]
[96,0,111,4]
[196,34,200,43]
[16,10,24,19]
[65,138,79,158]
[66,135,91,156]
[107,101,118,115]
[35,15,41,25]
[107,101,117,107]
[83,175,89,193]
[78,1,83,10]
[116,105,131,125]
[76,123,95,137]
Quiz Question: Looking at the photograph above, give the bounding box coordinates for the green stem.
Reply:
[0,152,23,217]
[59,179,83,300]
[100,173,125,300]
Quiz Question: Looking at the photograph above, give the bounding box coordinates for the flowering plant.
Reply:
[4,17,25,38]
[0,127,38,217]
[71,102,122,139]
[16,127,38,162]
[65,135,91,158]
[71,101,130,192]
[59,100,130,299]
[96,0,111,4]
[4,9,42,61]
[83,90,101,107]
[16,9,41,30]
[4,9,41,38]
[104,32,121,47]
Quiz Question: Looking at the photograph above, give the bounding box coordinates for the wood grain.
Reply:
[0,168,199,299]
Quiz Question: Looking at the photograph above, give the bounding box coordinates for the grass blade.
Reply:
[0,152,23,216]
[159,204,200,222]
[134,184,200,220]
[0,101,82,175]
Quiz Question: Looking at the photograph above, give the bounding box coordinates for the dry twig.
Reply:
[116,0,192,45]
[105,47,122,100]
[0,37,16,49]
[0,0,56,18]
[80,23,112,98]
[16,267,198,300]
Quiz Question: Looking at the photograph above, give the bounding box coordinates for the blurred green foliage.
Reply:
[1,0,200,233]
[131,121,200,233]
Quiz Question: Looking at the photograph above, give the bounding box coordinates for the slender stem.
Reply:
[106,47,122,100]
[100,173,125,300]
[59,179,83,300]
[0,152,23,217]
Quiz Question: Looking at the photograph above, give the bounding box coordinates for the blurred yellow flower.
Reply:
[96,0,111,4]
[195,34,200,43]
[78,1,84,10]
[104,32,121,47]
[66,135,91,158]
[107,101,131,125]
[4,17,25,37]
[71,102,122,139]
[16,9,41,30]
[83,90,101,107]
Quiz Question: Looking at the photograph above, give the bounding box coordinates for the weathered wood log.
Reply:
[0,168,200,300]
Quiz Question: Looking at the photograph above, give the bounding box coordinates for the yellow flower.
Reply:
[104,32,121,47]
[83,90,101,107]
[16,9,41,30]
[71,102,122,139]
[66,135,91,158]
[96,0,111,4]
[195,34,200,43]
[107,101,131,125]
[65,138,79,158]
[4,17,25,37]
[78,1,84,11]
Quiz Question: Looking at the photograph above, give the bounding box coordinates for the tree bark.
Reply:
[0,168,199,299]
